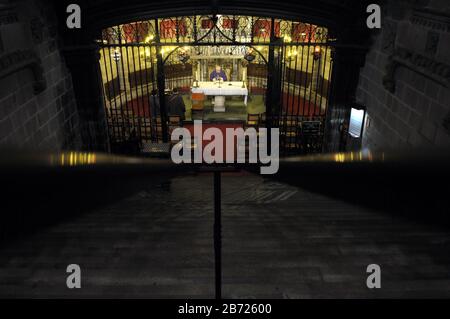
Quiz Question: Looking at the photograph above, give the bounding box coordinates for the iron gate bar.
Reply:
[290,45,297,120]
[213,171,222,300]
[103,46,115,140]
[308,45,316,116]
[124,44,136,141]
[116,44,127,140]
[128,45,139,139]
[111,46,122,142]
[154,19,169,143]
[139,45,148,141]
[319,47,331,115]
[298,44,305,118]
[303,25,312,118]
[140,45,150,139]
[293,44,299,120]
[317,46,325,116]
[265,17,276,150]
[100,46,113,140]
[117,45,128,142]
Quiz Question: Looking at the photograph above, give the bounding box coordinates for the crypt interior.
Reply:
[0,0,450,298]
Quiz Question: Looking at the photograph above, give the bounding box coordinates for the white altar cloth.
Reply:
[191,81,248,112]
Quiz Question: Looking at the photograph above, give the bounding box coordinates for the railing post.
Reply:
[266,18,283,154]
[154,19,169,143]
[213,171,222,300]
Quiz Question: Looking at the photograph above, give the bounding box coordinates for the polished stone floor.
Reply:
[0,172,449,298]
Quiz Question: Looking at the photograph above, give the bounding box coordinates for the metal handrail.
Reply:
[1,148,449,299]
[2,148,450,170]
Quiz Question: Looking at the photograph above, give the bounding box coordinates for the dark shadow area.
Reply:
[0,152,188,245]
[262,152,450,229]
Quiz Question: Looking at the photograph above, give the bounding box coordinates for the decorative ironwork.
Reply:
[101,15,330,46]
[102,21,156,44]
[98,15,334,155]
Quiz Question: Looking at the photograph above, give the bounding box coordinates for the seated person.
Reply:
[166,88,186,121]
[209,65,227,82]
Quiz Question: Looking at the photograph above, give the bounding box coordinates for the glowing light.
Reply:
[334,153,346,163]
[349,108,365,138]
[111,50,121,61]
[53,152,97,167]
[144,35,154,43]
[283,35,292,43]
[287,49,297,59]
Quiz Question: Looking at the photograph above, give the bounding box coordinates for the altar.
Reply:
[191,81,248,112]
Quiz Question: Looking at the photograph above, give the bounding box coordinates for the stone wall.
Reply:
[0,0,81,151]
[356,0,450,150]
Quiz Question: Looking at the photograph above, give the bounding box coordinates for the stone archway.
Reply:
[54,0,371,152]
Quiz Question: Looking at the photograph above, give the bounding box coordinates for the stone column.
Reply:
[63,45,109,152]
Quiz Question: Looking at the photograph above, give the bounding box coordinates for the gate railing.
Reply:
[97,15,335,156]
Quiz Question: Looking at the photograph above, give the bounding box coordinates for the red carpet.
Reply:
[282,92,323,116]
[180,123,245,161]
[126,95,152,117]
[124,91,324,118]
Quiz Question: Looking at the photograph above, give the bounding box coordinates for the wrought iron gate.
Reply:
[97,15,334,155]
